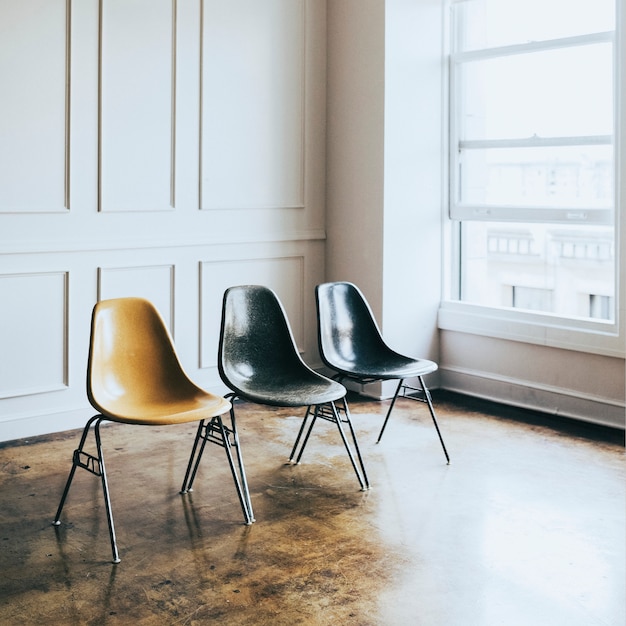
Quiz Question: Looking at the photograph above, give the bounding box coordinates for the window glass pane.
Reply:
[455,0,615,52]
[460,145,613,208]
[458,44,614,141]
[460,221,615,321]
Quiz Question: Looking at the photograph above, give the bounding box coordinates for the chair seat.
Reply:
[226,371,346,408]
[333,355,438,381]
[97,392,232,426]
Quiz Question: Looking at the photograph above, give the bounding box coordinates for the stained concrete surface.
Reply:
[0,393,624,625]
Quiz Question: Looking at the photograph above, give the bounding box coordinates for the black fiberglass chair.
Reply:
[216,285,370,506]
[316,282,449,463]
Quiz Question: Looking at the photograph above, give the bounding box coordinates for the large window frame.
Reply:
[440,0,624,358]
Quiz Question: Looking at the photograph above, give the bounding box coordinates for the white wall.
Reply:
[0,0,328,442]
[326,0,444,403]
[382,0,444,362]
[325,0,386,309]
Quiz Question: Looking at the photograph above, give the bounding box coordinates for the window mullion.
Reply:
[459,135,613,150]
[452,30,614,64]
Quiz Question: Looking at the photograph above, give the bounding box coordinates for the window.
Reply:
[449,0,617,323]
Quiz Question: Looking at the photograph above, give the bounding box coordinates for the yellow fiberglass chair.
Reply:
[53,297,253,564]
[315,282,449,463]
[216,285,369,496]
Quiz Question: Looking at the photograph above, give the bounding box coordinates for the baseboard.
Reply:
[0,407,91,444]
[439,366,625,430]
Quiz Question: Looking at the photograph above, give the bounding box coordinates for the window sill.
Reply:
[438,301,625,359]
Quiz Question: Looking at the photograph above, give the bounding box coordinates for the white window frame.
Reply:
[440,0,625,359]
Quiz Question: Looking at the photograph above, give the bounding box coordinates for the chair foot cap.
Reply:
[52,520,61,526]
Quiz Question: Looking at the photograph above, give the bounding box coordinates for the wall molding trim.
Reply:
[0,229,327,255]
[98,0,177,212]
[0,0,70,213]
[439,365,625,430]
[199,0,307,211]
[0,406,90,444]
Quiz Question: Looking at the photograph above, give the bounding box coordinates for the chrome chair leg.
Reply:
[227,409,255,523]
[419,377,450,464]
[52,415,121,564]
[330,401,369,490]
[180,421,209,494]
[376,377,450,464]
[52,416,97,526]
[290,402,369,491]
[289,406,316,463]
[336,398,370,489]
[94,420,120,563]
[180,410,254,524]
[376,379,405,443]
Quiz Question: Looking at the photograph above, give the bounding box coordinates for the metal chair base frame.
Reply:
[52,416,121,563]
[376,377,450,464]
[289,399,370,491]
[330,373,450,464]
[53,410,253,564]
[181,400,254,525]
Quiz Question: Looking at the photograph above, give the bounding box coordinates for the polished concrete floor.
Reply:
[0,392,624,626]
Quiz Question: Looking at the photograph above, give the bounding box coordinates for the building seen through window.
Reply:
[462,222,615,320]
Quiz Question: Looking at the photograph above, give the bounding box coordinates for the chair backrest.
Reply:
[315,282,389,372]
[88,297,197,416]
[218,285,310,394]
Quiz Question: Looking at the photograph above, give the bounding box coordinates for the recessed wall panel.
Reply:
[199,256,304,368]
[201,0,305,210]
[99,0,175,211]
[0,272,68,398]
[0,0,68,212]
[98,265,175,330]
